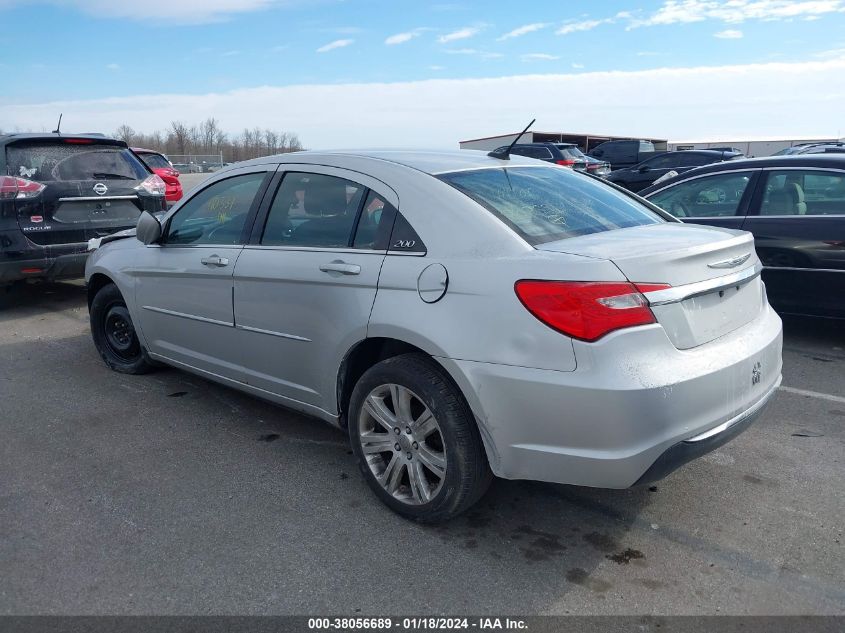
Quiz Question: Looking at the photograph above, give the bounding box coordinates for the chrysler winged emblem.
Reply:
[751,361,762,386]
[708,253,750,269]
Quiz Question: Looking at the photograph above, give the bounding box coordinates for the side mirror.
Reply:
[136,211,162,245]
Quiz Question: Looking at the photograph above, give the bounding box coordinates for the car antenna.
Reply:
[52,113,63,135]
[487,118,535,160]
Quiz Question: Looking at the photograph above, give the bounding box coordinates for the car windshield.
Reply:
[6,142,149,182]
[439,166,664,245]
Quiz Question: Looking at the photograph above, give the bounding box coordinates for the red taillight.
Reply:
[63,138,94,144]
[0,176,46,200]
[134,174,167,196]
[515,280,670,342]
[555,159,576,167]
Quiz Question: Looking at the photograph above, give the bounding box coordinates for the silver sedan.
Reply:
[85,149,783,522]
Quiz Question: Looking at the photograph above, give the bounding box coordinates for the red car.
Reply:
[132,148,183,204]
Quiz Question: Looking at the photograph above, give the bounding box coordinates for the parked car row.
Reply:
[640,153,845,319]
[490,142,611,177]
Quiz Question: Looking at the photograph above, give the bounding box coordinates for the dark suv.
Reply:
[491,142,588,170]
[1,133,166,286]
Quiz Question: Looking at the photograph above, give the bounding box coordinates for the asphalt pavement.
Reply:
[0,281,842,615]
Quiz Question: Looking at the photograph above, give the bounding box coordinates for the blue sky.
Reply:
[1,1,844,146]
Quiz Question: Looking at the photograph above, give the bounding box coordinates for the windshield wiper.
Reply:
[91,172,135,180]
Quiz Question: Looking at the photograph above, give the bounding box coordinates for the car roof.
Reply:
[640,154,845,195]
[236,149,546,175]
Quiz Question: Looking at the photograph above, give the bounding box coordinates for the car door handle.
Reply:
[200,255,229,267]
[319,261,361,275]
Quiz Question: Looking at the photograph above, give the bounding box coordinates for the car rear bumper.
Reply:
[0,239,89,284]
[437,302,783,488]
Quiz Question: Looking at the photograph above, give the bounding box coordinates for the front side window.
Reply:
[165,172,265,245]
[439,166,663,245]
[649,172,752,218]
[760,170,845,216]
[261,172,365,247]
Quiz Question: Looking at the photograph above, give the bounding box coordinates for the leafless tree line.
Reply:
[113,118,304,161]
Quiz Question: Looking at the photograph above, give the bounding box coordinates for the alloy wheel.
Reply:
[357,383,447,505]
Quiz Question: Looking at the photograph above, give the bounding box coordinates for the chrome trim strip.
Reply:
[58,195,138,202]
[431,164,550,175]
[235,324,311,342]
[243,245,385,255]
[141,305,232,327]
[643,262,763,307]
[684,377,781,443]
[763,266,844,273]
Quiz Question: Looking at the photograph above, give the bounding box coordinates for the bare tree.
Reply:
[114,124,136,144]
[169,121,190,155]
[110,119,303,162]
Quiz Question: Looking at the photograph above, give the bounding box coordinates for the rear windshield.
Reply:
[438,166,663,245]
[555,145,585,159]
[6,142,149,182]
[137,152,171,170]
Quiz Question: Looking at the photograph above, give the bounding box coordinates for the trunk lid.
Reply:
[537,223,764,349]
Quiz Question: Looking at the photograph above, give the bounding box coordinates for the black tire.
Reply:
[90,283,155,374]
[348,353,492,523]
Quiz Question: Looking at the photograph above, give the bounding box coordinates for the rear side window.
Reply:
[138,153,170,170]
[6,142,148,182]
[439,166,663,245]
[760,170,845,216]
[261,172,365,248]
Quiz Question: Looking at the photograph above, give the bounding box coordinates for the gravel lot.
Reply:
[0,280,843,615]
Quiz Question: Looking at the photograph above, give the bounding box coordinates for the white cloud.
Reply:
[521,53,560,61]
[105,63,120,70]
[556,19,608,35]
[556,11,631,35]
[316,39,354,53]
[4,59,843,148]
[629,1,845,28]
[444,48,503,59]
[385,32,417,45]
[428,65,445,71]
[572,62,584,69]
[714,29,743,38]
[438,26,481,43]
[385,28,428,45]
[497,23,550,40]
[2,0,297,24]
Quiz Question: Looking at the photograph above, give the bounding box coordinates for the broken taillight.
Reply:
[134,174,167,196]
[0,176,46,200]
